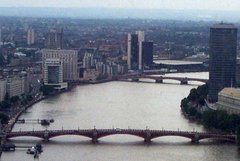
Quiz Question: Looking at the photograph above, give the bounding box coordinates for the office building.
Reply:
[27,28,34,45]
[42,49,78,81]
[127,31,153,70]
[208,23,238,103]
[142,41,153,66]
[127,33,139,70]
[46,29,63,49]
[43,58,67,89]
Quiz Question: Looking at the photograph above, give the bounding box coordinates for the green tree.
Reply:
[0,112,9,124]
[0,53,5,66]
[0,100,11,109]
[40,85,54,96]
[187,88,199,102]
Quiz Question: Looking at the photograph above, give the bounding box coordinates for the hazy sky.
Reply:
[1,0,240,11]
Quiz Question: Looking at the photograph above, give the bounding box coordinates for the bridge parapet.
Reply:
[5,129,236,144]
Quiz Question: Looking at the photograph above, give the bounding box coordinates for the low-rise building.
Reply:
[215,88,240,114]
[6,77,25,98]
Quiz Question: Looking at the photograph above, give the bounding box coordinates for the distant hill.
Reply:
[0,7,240,21]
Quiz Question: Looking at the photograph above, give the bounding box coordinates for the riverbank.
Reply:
[3,78,114,133]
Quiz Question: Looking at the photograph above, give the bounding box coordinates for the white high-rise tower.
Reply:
[27,28,35,45]
[136,31,145,70]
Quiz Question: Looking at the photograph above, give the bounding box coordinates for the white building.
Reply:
[83,53,94,69]
[136,31,145,70]
[215,88,240,114]
[42,49,78,81]
[6,77,25,98]
[27,28,35,45]
[0,79,6,102]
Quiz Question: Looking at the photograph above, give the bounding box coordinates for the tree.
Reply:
[0,100,11,109]
[4,93,9,101]
[0,112,9,124]
[40,85,54,96]
[0,53,5,66]
[187,88,199,102]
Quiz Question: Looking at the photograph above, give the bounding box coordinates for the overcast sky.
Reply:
[0,0,240,11]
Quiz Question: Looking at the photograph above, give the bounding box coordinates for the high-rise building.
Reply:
[136,31,145,70]
[42,49,78,81]
[142,41,153,66]
[127,31,145,70]
[208,23,238,103]
[27,28,34,45]
[127,33,138,70]
[46,29,63,49]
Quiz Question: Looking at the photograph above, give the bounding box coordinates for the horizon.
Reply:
[1,0,240,11]
[0,7,240,22]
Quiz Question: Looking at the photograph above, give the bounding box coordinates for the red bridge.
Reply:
[117,75,208,84]
[6,129,236,143]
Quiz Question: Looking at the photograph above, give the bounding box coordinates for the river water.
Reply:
[1,72,240,161]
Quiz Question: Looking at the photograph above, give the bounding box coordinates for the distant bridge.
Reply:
[117,75,208,84]
[6,129,235,143]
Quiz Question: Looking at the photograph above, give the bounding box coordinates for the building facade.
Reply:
[0,79,6,102]
[208,23,238,103]
[142,41,153,66]
[46,29,63,49]
[42,49,78,82]
[127,31,153,70]
[6,77,25,98]
[127,33,139,70]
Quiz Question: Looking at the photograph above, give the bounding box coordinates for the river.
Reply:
[1,72,240,161]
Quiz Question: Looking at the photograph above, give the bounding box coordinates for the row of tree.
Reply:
[181,83,240,143]
[0,93,33,109]
[180,83,208,118]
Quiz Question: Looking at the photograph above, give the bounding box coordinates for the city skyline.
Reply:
[1,0,240,11]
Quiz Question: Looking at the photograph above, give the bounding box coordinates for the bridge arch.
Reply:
[48,134,93,140]
[151,135,193,142]
[7,135,44,140]
[97,133,145,141]
[198,137,236,143]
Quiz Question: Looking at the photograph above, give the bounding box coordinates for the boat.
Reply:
[26,147,36,154]
[40,119,50,126]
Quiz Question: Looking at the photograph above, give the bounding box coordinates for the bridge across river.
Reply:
[6,129,236,143]
[117,75,208,84]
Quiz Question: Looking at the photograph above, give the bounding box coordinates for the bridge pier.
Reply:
[132,78,139,82]
[155,79,163,83]
[191,134,199,143]
[180,80,188,85]
[144,130,151,143]
[43,130,49,142]
[92,130,98,143]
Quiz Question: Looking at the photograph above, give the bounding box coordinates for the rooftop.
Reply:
[211,23,237,29]
[219,88,240,98]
